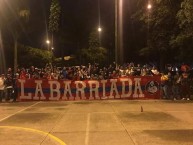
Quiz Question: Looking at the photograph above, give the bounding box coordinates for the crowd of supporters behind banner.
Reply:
[0,62,193,102]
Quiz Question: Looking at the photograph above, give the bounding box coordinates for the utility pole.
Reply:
[115,0,123,67]
[14,34,18,74]
[115,0,118,67]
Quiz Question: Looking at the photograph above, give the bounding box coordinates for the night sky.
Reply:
[0,0,146,66]
[24,0,143,61]
[26,0,113,55]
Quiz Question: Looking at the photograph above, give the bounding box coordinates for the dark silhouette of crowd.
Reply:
[14,62,160,80]
[161,64,193,101]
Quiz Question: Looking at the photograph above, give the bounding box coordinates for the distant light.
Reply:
[51,47,54,50]
[64,56,71,61]
[98,27,102,32]
[46,40,50,44]
[147,4,152,10]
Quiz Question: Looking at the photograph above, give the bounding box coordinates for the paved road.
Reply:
[0,100,193,145]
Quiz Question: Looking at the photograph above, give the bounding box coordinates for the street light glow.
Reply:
[98,27,102,32]
[46,40,50,44]
[147,4,152,10]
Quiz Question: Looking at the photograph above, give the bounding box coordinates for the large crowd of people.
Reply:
[0,62,193,102]
[15,62,160,80]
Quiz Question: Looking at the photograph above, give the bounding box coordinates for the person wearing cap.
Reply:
[0,74,6,102]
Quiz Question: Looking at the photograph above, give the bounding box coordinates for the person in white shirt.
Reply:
[0,74,6,102]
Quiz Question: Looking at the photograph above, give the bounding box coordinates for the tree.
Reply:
[170,0,193,62]
[0,0,30,72]
[132,0,181,69]
[49,0,61,33]
[18,45,53,68]
[80,31,107,64]
[48,0,61,49]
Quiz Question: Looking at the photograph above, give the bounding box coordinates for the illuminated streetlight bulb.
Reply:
[98,27,102,32]
[46,40,50,44]
[147,4,152,10]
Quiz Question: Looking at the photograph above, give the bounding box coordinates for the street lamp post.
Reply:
[98,0,102,47]
[46,39,50,50]
[147,3,152,30]
[115,0,118,67]
[98,27,102,46]
[115,0,123,67]
[147,3,152,50]
[46,39,54,70]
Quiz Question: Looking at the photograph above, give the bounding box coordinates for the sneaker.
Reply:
[173,98,177,101]
[181,98,186,100]
[187,98,190,101]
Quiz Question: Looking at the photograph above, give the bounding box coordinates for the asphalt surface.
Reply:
[0,100,193,145]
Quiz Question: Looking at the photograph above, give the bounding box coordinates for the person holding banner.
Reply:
[0,74,5,102]
[161,72,172,99]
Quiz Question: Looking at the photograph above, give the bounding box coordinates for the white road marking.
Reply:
[109,102,138,145]
[0,102,41,122]
[85,113,90,145]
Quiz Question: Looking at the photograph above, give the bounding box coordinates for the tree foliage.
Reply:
[0,0,30,71]
[170,0,193,62]
[49,0,61,33]
[177,0,193,30]
[80,31,107,64]
[132,0,186,66]
[18,45,53,67]
[0,0,30,37]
